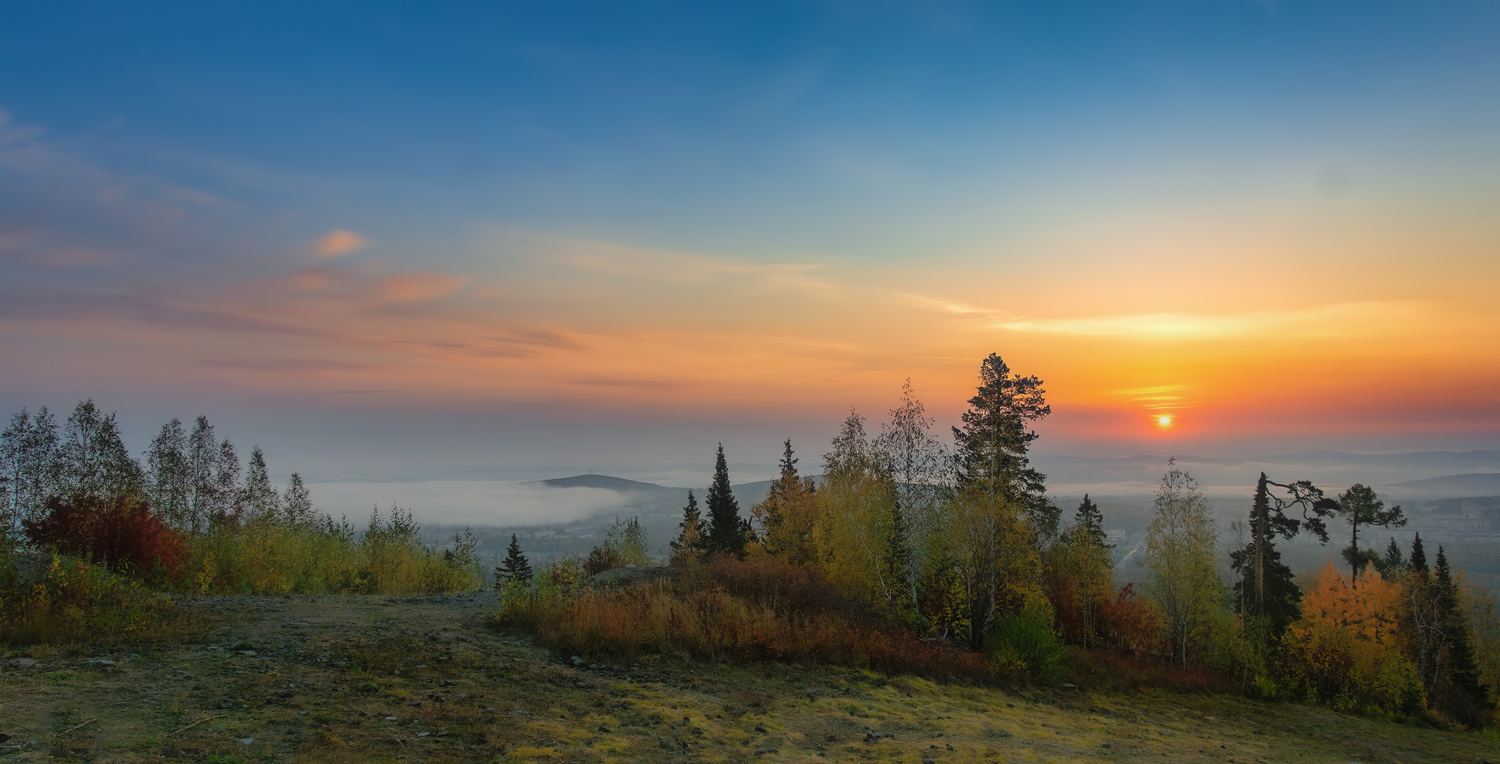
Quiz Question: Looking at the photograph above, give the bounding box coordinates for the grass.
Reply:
[2,592,1495,763]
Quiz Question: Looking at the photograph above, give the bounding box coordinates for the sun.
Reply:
[1158,415,1172,427]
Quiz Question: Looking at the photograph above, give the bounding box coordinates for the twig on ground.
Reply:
[52,718,97,737]
[166,715,227,737]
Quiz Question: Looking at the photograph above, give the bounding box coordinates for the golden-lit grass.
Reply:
[1,593,1494,764]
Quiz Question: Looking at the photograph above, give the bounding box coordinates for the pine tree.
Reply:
[497,533,533,584]
[703,444,746,557]
[1375,537,1408,578]
[669,489,706,566]
[1074,494,1108,547]
[1337,484,1405,585]
[1230,535,1300,638]
[1433,547,1486,704]
[950,354,1056,541]
[1410,533,1428,575]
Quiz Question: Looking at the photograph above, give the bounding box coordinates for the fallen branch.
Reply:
[52,718,97,737]
[166,715,226,738]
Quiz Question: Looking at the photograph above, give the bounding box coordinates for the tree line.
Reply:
[499,352,1496,725]
[1,401,314,539]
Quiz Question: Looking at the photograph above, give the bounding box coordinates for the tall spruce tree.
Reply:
[1410,533,1429,575]
[703,444,747,557]
[1433,547,1486,704]
[951,353,1056,540]
[670,489,706,565]
[497,534,533,584]
[1074,494,1107,547]
[1374,537,1408,578]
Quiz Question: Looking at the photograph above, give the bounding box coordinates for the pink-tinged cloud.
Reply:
[314,229,369,258]
[377,272,468,302]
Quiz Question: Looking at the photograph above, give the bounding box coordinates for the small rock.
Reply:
[1059,682,1077,690]
[237,650,258,657]
[755,748,779,756]
[589,663,599,670]
[8,658,38,669]
[417,732,430,738]
[570,656,585,666]
[84,659,117,668]
[385,716,398,721]
[236,738,254,745]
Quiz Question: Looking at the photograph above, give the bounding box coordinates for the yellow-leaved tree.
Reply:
[1284,562,1423,712]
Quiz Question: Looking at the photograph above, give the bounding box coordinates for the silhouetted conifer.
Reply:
[703,444,747,557]
[497,533,533,584]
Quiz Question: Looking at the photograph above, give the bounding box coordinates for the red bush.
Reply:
[1069,648,1224,694]
[22,495,187,581]
[1101,581,1160,653]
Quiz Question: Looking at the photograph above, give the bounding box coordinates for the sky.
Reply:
[2,1,1499,518]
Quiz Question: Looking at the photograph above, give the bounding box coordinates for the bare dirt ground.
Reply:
[3,594,1496,763]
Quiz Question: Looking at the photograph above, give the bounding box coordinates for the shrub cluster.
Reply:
[497,556,994,681]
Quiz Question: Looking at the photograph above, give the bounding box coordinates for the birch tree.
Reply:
[1144,460,1221,667]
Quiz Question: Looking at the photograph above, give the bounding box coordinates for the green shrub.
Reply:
[986,612,1071,682]
[0,554,183,645]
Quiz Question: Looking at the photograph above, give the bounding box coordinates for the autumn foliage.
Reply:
[497,556,995,681]
[22,495,188,582]
[1283,563,1423,713]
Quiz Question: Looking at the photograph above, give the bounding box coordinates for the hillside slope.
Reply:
[2,595,1493,763]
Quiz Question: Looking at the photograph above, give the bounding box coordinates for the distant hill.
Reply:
[529,474,672,492]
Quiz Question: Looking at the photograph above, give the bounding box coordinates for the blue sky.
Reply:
[3,2,1500,522]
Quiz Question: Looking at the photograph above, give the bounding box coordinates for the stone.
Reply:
[84,658,117,668]
[570,656,585,666]
[8,658,38,669]
[236,738,254,745]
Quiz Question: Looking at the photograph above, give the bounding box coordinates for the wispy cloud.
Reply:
[993,302,1418,339]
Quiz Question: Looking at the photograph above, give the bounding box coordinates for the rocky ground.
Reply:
[2,593,1496,763]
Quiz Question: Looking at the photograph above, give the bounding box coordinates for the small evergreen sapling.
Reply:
[497,533,533,584]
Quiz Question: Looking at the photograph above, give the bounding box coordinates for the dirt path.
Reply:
[3,594,1496,763]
